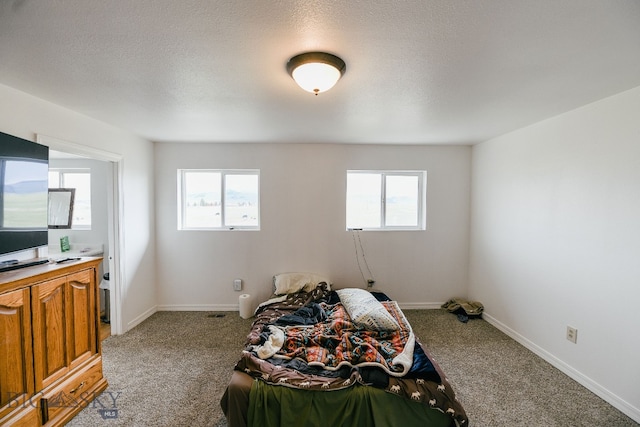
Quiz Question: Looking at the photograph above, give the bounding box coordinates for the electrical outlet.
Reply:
[233,279,242,291]
[566,326,578,344]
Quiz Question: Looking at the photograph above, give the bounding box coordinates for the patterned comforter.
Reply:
[236,284,469,426]
[276,300,414,376]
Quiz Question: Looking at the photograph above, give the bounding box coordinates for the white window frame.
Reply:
[177,169,260,231]
[48,168,92,230]
[346,170,426,231]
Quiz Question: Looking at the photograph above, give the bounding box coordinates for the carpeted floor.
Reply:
[68,309,638,427]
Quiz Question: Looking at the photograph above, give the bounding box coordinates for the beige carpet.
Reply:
[68,309,638,427]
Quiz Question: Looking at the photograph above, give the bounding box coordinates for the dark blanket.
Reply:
[274,302,327,326]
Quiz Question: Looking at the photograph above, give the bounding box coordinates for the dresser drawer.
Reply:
[41,358,104,424]
[0,405,39,427]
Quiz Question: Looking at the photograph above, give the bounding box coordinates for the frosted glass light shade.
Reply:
[291,62,342,94]
[287,52,346,95]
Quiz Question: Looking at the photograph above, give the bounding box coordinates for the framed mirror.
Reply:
[48,188,75,229]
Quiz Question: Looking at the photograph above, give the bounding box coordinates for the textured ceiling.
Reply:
[1,0,639,145]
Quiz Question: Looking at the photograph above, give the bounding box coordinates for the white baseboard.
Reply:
[483,312,640,423]
[156,303,239,312]
[157,302,444,312]
[398,302,444,310]
[126,305,157,332]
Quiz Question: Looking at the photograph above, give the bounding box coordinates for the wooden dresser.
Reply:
[0,257,108,426]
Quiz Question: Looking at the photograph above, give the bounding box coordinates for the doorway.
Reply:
[39,134,123,336]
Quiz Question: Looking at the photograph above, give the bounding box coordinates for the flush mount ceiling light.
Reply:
[286,52,346,95]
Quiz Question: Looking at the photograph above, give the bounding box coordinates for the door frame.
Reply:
[37,134,125,336]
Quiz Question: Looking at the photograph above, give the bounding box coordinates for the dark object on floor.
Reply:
[100,272,111,323]
[457,313,469,323]
[442,298,484,323]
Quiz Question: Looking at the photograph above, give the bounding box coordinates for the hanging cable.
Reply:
[352,230,366,286]
[351,230,375,288]
[357,231,375,286]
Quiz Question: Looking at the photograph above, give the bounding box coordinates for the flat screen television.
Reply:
[0,131,49,259]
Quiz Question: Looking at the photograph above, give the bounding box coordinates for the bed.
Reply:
[221,274,468,427]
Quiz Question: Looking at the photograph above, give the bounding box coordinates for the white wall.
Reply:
[48,158,110,262]
[155,143,471,310]
[469,85,640,421]
[0,83,156,333]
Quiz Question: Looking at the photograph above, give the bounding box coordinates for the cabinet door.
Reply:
[65,269,97,371]
[0,287,34,421]
[32,276,69,390]
[32,269,98,392]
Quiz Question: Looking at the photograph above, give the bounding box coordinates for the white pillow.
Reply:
[273,272,331,295]
[336,288,399,331]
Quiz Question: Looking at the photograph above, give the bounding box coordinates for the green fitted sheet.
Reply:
[248,379,455,427]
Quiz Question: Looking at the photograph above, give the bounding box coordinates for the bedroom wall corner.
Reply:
[468,85,640,422]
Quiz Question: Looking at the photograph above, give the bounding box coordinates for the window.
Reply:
[346,170,426,230]
[178,169,260,230]
[48,169,92,229]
